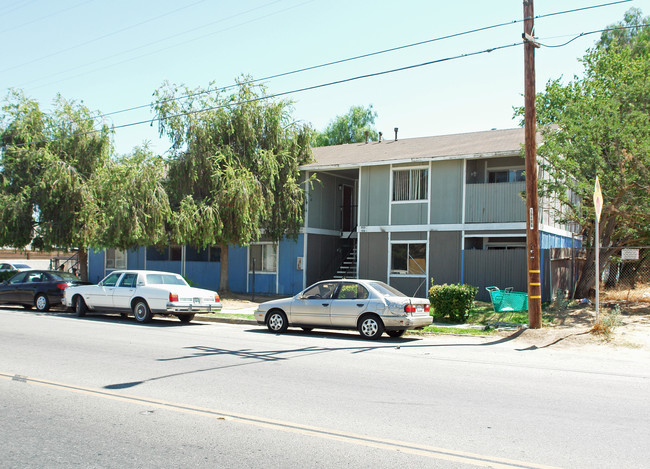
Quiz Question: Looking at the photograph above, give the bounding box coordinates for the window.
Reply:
[118,273,138,288]
[393,168,428,201]
[391,243,426,275]
[186,245,221,262]
[8,272,28,284]
[105,248,127,270]
[249,244,277,273]
[101,272,122,287]
[146,273,187,285]
[302,282,338,299]
[488,169,524,183]
[336,282,369,300]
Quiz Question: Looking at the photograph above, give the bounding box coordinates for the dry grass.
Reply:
[602,283,650,303]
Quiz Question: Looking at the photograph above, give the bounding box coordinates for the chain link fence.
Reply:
[550,246,650,303]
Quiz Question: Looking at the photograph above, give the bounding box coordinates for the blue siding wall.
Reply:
[247,272,277,295]
[88,249,105,284]
[541,232,581,249]
[228,245,248,293]
[279,235,304,295]
[127,248,145,270]
[185,262,220,290]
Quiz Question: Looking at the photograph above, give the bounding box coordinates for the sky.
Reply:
[1,0,647,156]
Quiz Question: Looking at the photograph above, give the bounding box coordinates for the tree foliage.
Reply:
[0,91,113,278]
[152,76,313,290]
[312,104,378,147]
[515,9,650,297]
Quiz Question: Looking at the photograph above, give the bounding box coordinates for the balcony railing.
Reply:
[465,181,526,223]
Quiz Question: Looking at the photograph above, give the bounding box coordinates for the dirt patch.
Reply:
[493,302,650,351]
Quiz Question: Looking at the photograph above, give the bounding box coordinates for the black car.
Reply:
[0,270,88,312]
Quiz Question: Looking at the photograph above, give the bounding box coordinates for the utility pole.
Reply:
[523,0,542,328]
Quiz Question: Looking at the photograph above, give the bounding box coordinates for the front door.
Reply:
[87,272,122,309]
[112,272,138,309]
[289,281,338,326]
[342,185,354,232]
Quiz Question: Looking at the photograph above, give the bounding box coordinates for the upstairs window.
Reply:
[393,168,428,201]
[488,169,524,183]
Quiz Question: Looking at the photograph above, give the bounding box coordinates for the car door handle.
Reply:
[357,303,364,307]
[322,303,329,307]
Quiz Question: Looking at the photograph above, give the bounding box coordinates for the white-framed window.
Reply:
[488,169,524,183]
[390,242,426,275]
[392,168,428,201]
[105,248,127,270]
[249,243,277,273]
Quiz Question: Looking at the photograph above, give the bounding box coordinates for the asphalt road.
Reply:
[1,307,649,468]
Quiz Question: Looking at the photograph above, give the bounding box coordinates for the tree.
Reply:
[312,104,378,147]
[0,90,112,280]
[515,9,650,298]
[87,145,172,250]
[152,77,312,291]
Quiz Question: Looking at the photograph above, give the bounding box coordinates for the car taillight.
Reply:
[56,283,69,290]
[215,294,220,302]
[169,293,179,302]
[424,304,430,312]
[404,304,416,313]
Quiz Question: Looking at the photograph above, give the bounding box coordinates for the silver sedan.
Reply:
[255,279,432,339]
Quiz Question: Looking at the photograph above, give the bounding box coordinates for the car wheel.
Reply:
[387,330,406,338]
[133,300,153,323]
[267,310,288,333]
[358,314,384,340]
[35,294,50,312]
[178,314,195,323]
[75,296,87,317]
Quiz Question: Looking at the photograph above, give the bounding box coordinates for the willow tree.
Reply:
[87,145,172,251]
[516,9,650,298]
[0,90,112,279]
[153,77,312,291]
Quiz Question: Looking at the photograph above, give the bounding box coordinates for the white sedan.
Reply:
[255,279,432,339]
[63,270,222,323]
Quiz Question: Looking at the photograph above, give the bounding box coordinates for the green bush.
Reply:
[428,281,478,323]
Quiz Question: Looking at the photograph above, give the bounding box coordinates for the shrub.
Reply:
[0,271,15,283]
[428,280,478,323]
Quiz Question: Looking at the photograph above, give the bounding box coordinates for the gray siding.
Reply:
[390,277,428,299]
[429,231,461,285]
[464,249,527,301]
[358,232,388,282]
[308,172,355,230]
[465,181,526,223]
[430,160,463,224]
[359,166,389,226]
[391,202,427,225]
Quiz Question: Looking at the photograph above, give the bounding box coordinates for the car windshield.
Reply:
[146,273,187,286]
[369,281,407,298]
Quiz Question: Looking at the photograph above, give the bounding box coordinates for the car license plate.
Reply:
[416,305,424,313]
[193,298,201,304]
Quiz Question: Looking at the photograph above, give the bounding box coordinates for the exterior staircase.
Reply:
[333,246,357,279]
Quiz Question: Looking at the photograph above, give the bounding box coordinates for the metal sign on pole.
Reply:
[593,176,603,322]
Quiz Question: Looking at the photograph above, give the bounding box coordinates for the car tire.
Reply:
[387,329,406,338]
[35,294,50,312]
[133,300,153,323]
[358,314,384,340]
[267,310,288,333]
[178,314,195,323]
[75,296,87,317]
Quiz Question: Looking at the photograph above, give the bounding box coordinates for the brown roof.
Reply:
[303,128,533,170]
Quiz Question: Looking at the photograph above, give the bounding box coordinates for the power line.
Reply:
[0,0,212,74]
[0,0,96,36]
[88,0,634,121]
[537,25,643,48]
[2,41,522,150]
